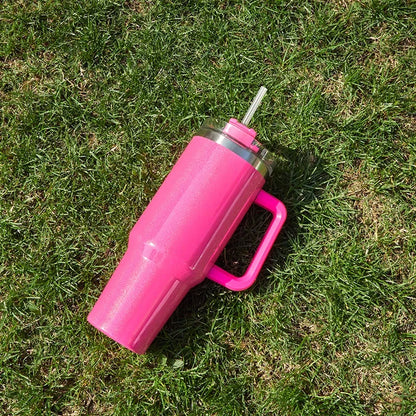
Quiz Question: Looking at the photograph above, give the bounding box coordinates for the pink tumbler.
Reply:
[87,87,287,354]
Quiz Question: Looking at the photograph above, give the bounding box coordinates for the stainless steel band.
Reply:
[197,127,272,178]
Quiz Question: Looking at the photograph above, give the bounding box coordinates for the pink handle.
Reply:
[207,190,287,291]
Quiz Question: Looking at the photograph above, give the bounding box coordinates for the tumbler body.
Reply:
[88,132,266,353]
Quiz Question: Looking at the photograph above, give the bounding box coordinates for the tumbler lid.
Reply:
[197,86,275,177]
[197,119,275,178]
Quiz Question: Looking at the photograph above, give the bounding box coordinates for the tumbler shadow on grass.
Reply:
[149,145,329,357]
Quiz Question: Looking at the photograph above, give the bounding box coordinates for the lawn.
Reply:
[1,0,416,414]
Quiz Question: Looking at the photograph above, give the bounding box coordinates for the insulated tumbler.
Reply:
[87,87,287,354]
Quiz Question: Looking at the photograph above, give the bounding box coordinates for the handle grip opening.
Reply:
[207,190,286,291]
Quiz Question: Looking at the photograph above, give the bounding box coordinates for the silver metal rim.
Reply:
[197,127,272,178]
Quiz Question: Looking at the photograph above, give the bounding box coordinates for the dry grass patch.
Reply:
[124,0,153,15]
[342,163,415,269]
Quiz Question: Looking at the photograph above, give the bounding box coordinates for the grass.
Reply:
[1,0,416,414]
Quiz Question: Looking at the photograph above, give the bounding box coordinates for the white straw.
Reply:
[241,86,267,126]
